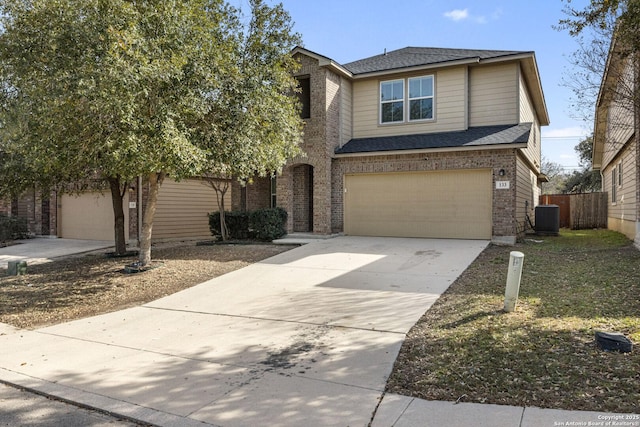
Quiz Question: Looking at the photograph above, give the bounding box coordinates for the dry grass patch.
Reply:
[387,229,640,413]
[0,242,295,329]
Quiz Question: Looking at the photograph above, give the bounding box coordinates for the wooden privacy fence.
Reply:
[539,192,607,230]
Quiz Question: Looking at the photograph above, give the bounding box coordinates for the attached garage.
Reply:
[153,178,231,240]
[344,169,492,239]
[59,191,129,241]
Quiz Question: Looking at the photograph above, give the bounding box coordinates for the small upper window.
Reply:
[380,80,404,123]
[408,76,434,121]
[297,77,311,119]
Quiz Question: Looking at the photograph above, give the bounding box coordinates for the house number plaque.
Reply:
[495,181,510,189]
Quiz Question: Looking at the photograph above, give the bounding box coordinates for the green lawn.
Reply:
[387,229,640,413]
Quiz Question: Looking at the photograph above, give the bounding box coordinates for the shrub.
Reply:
[0,214,28,243]
[249,207,287,241]
[208,211,250,240]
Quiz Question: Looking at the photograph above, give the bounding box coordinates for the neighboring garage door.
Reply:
[344,169,492,239]
[153,178,231,240]
[59,191,129,241]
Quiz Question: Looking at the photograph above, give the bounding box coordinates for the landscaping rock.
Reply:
[595,331,633,353]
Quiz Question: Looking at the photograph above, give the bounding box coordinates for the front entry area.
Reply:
[343,169,493,239]
[292,164,314,232]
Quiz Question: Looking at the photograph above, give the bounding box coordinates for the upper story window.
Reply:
[297,76,311,119]
[380,75,434,124]
[380,79,404,123]
[408,76,434,121]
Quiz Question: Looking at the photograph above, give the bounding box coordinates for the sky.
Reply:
[236,0,597,171]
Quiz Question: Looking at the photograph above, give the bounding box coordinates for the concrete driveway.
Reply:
[0,236,488,426]
[0,238,113,269]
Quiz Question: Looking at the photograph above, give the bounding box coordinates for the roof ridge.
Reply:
[342,46,531,75]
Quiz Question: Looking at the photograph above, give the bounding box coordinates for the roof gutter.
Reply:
[333,142,528,158]
[292,46,354,78]
[478,52,535,64]
[319,59,353,79]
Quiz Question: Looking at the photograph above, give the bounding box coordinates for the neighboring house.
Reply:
[2,177,230,242]
[236,46,549,244]
[593,35,639,244]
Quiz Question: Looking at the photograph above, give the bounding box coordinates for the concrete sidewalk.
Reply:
[373,393,638,426]
[0,382,139,426]
[0,237,113,269]
[0,236,637,426]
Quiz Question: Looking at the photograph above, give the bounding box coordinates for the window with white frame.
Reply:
[408,76,434,121]
[611,168,617,204]
[380,75,434,124]
[380,79,404,123]
[618,161,623,189]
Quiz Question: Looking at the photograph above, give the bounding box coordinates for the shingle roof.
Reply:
[343,47,529,75]
[334,123,532,155]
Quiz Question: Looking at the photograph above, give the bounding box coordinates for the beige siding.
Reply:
[517,70,542,171]
[516,155,538,232]
[352,66,467,138]
[59,191,129,241]
[153,178,231,240]
[344,169,492,239]
[603,55,635,168]
[603,103,634,168]
[603,108,634,169]
[340,77,353,146]
[605,141,637,239]
[469,63,518,127]
[519,70,535,123]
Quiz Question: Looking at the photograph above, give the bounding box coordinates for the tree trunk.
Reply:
[139,172,164,267]
[211,180,229,241]
[108,176,128,256]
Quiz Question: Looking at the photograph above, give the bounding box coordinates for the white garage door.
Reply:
[344,169,492,239]
[153,178,231,240]
[59,191,128,241]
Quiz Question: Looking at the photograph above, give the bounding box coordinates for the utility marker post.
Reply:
[504,251,524,312]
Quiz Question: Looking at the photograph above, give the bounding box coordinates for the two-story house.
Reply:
[6,45,549,245]
[593,34,639,244]
[236,46,549,244]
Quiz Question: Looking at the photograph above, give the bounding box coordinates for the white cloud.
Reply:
[444,9,469,22]
[443,8,497,24]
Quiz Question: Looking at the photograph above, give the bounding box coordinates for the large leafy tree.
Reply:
[201,0,303,240]
[562,134,602,193]
[541,157,569,194]
[559,0,640,152]
[0,0,302,265]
